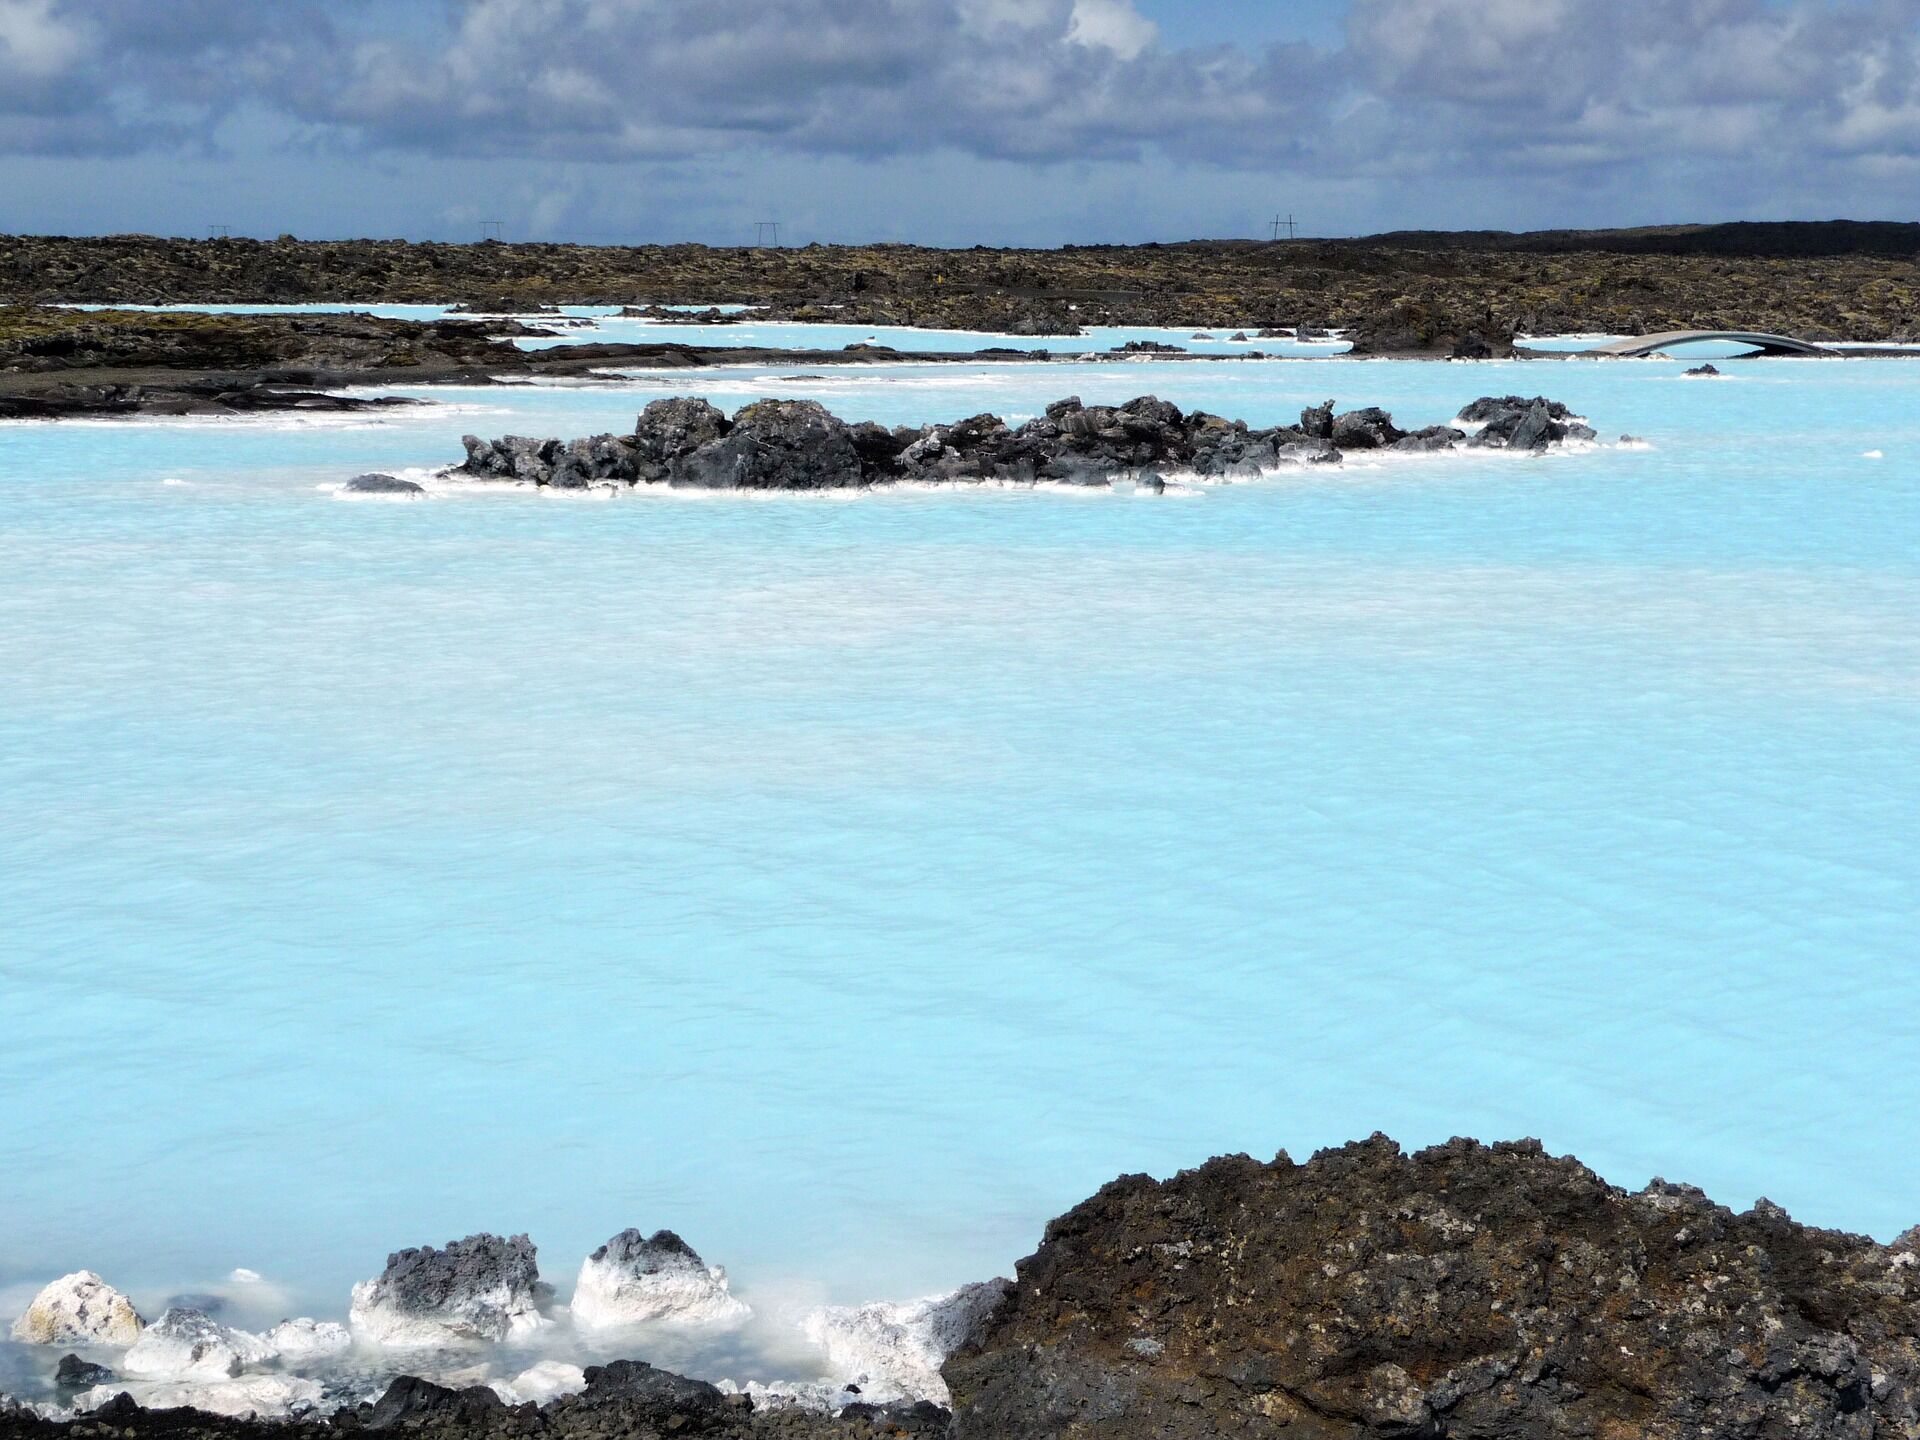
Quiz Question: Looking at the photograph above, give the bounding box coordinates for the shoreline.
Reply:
[7,226,1920,344]
[6,1135,1915,1438]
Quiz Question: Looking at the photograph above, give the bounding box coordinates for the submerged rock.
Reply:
[348,1233,551,1348]
[120,1308,273,1381]
[804,1280,1010,1407]
[571,1229,751,1330]
[339,472,425,496]
[946,1135,1920,1440]
[9,1273,144,1348]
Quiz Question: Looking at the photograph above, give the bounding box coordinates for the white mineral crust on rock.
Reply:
[264,1317,352,1361]
[76,1376,322,1420]
[349,1233,551,1347]
[121,1308,275,1381]
[504,1360,588,1404]
[571,1229,750,1330]
[801,1280,1010,1406]
[9,1272,145,1347]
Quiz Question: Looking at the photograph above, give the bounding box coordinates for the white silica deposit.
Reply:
[264,1317,353,1361]
[9,1272,145,1347]
[122,1308,277,1381]
[571,1229,751,1330]
[349,1233,552,1347]
[75,1376,323,1420]
[800,1280,1010,1406]
[498,1360,588,1404]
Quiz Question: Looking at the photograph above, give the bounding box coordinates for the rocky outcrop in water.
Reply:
[945,1135,1920,1440]
[10,1274,145,1348]
[348,1235,551,1348]
[571,1231,750,1331]
[1456,394,1596,451]
[447,393,1592,493]
[122,1311,274,1383]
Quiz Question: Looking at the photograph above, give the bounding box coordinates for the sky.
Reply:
[1,0,1918,245]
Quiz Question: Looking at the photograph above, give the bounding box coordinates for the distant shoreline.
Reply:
[4,223,1917,350]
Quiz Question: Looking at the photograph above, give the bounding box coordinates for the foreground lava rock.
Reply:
[11,1138,1910,1440]
[945,1136,1920,1439]
[450,394,1593,493]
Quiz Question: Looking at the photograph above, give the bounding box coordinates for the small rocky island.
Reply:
[387,394,1594,496]
[7,1136,1916,1440]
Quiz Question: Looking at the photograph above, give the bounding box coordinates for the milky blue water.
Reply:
[62,301,1350,357]
[3,339,1918,1342]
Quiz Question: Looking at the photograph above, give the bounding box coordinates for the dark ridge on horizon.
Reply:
[5,219,1920,259]
[1317,218,1920,258]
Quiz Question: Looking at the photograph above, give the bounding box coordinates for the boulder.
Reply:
[339,472,424,496]
[1300,400,1335,439]
[1330,406,1406,449]
[348,1233,551,1347]
[632,397,730,483]
[120,1308,273,1381]
[578,1359,733,1431]
[1686,362,1722,376]
[670,400,864,490]
[10,1273,144,1348]
[1507,399,1564,452]
[945,1136,1920,1440]
[804,1280,1010,1407]
[1457,394,1572,424]
[53,1354,115,1390]
[1391,425,1467,452]
[571,1229,751,1330]
[365,1375,504,1430]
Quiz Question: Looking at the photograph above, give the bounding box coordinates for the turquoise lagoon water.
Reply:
[63,300,1350,357]
[3,343,1919,1344]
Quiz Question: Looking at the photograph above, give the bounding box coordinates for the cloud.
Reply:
[0,0,1917,233]
[1066,0,1159,60]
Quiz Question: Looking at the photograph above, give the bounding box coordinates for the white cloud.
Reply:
[1065,0,1158,60]
[2,0,1919,232]
[0,0,87,78]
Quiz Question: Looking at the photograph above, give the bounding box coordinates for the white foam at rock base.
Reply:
[570,1231,750,1331]
[264,1317,352,1361]
[9,1272,145,1347]
[348,1280,551,1349]
[122,1308,276,1380]
[74,1376,322,1420]
[497,1361,587,1404]
[716,1379,862,1415]
[799,1280,1011,1406]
